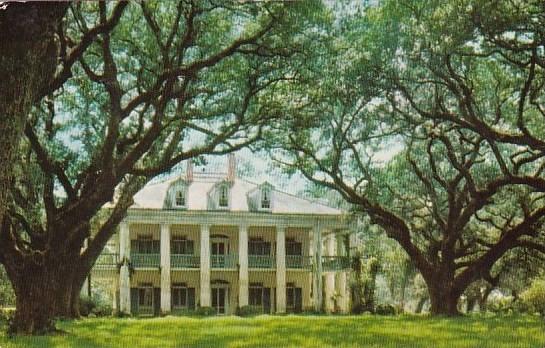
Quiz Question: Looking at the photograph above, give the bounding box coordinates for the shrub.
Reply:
[0,310,9,326]
[487,295,515,314]
[375,304,396,315]
[237,305,263,317]
[79,296,113,317]
[521,278,545,316]
[92,302,113,317]
[79,296,96,317]
[194,306,215,316]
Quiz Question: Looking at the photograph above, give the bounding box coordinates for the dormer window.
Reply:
[219,185,229,208]
[261,188,271,209]
[175,190,186,207]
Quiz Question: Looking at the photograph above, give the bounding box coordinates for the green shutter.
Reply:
[130,288,138,315]
[263,288,271,314]
[188,288,196,309]
[154,288,161,316]
[295,288,303,313]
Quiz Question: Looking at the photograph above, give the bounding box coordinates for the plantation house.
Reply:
[91,155,353,315]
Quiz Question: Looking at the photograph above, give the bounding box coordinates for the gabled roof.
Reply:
[130,174,342,215]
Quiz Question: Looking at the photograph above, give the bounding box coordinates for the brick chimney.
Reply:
[227,153,236,182]
[186,159,193,181]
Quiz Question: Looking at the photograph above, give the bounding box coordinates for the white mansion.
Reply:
[92,155,353,315]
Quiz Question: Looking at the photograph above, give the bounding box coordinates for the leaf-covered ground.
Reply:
[1,314,543,348]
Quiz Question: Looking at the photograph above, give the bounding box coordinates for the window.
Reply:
[171,237,194,255]
[286,238,302,256]
[249,283,271,313]
[249,238,271,255]
[132,235,159,254]
[286,283,302,313]
[175,190,186,207]
[172,284,195,309]
[249,285,263,307]
[261,188,271,209]
[138,285,154,308]
[218,185,229,208]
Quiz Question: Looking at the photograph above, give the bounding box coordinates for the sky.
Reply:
[166,142,403,199]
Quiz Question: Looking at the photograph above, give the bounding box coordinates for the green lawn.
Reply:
[1,314,543,348]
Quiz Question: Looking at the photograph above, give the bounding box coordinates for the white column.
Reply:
[160,224,171,314]
[349,232,357,257]
[276,226,286,313]
[238,225,249,307]
[119,222,131,314]
[313,224,323,312]
[200,224,211,307]
[335,271,349,313]
[325,235,336,313]
[112,274,119,314]
[337,234,346,257]
[81,239,90,297]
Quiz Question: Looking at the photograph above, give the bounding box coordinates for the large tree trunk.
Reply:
[0,2,68,233]
[428,283,462,316]
[6,260,76,334]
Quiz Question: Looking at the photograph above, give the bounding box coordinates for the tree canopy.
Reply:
[0,0,329,334]
[270,0,545,315]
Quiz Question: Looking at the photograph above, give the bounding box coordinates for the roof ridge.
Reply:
[237,177,340,211]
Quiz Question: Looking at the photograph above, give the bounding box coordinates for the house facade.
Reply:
[92,155,353,315]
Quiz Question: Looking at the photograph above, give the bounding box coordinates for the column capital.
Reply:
[276,224,287,232]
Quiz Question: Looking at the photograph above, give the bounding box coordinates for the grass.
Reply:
[0,314,543,348]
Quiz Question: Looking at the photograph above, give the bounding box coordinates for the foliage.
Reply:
[79,296,112,318]
[0,315,543,348]
[0,0,331,334]
[236,306,264,317]
[193,306,215,317]
[521,278,545,316]
[486,294,516,315]
[375,304,397,316]
[0,266,14,307]
[351,254,379,314]
[270,0,545,315]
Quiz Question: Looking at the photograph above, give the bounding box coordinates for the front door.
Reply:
[212,287,228,314]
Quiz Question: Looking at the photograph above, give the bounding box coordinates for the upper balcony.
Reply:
[94,252,119,269]
[95,253,351,271]
[249,255,276,269]
[286,255,313,270]
[171,254,200,269]
[131,253,160,268]
[211,254,237,269]
[321,256,350,271]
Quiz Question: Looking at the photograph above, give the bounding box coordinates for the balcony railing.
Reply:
[286,255,313,270]
[123,252,349,271]
[211,254,237,269]
[131,253,160,268]
[322,256,350,271]
[95,253,118,268]
[249,255,275,269]
[171,254,200,268]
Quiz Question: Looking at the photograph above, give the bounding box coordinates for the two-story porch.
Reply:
[104,216,351,316]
